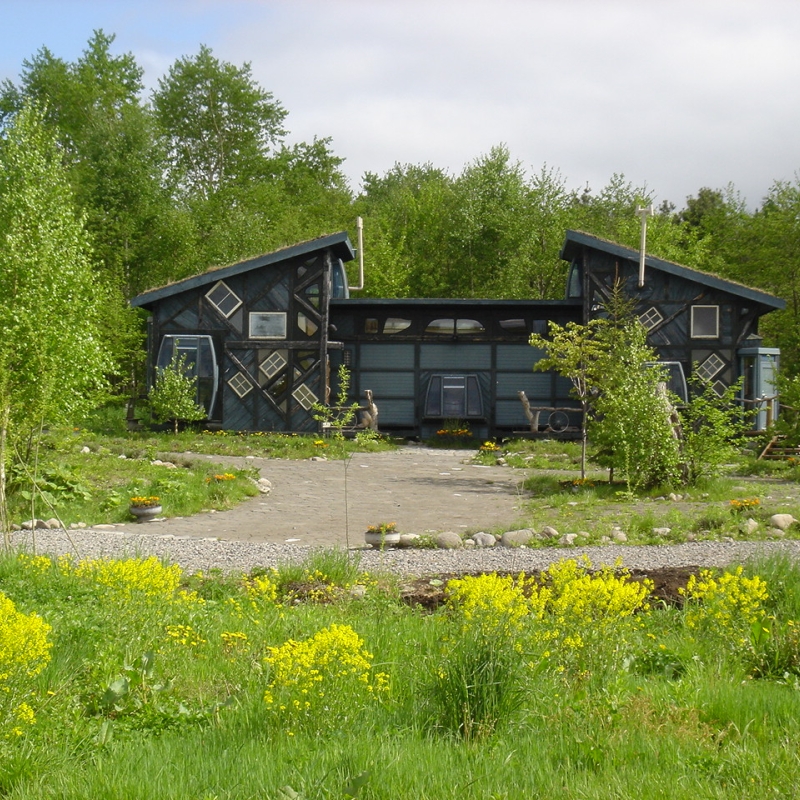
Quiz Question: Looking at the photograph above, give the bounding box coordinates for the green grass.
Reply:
[2,551,800,798]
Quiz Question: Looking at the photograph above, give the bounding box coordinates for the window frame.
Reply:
[691,305,719,339]
[205,280,242,319]
[249,311,287,340]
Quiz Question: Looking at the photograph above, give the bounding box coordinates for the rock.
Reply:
[151,459,177,468]
[21,519,49,530]
[310,456,327,462]
[463,538,475,548]
[540,525,559,539]
[471,532,497,548]
[349,585,367,599]
[611,529,627,543]
[92,524,117,530]
[435,531,463,549]
[80,446,91,454]
[767,528,786,538]
[500,528,534,548]
[45,518,61,530]
[652,527,671,537]
[118,454,127,459]
[558,533,578,546]
[397,533,420,548]
[253,478,272,494]
[600,535,612,544]
[743,518,759,535]
[770,514,796,531]
[668,493,681,502]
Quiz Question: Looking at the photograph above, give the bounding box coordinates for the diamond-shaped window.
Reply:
[293,383,317,411]
[228,372,252,399]
[697,353,725,382]
[205,281,242,318]
[639,307,664,331]
[259,351,287,380]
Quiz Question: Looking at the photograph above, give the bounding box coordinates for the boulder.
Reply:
[652,527,671,537]
[398,533,421,548]
[500,528,534,548]
[471,532,497,548]
[540,525,559,539]
[770,514,796,531]
[435,531,463,549]
[558,533,578,546]
[611,528,628,543]
[743,518,759,535]
[45,518,61,530]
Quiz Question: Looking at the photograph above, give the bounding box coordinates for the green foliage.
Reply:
[678,375,750,485]
[312,364,359,438]
[148,353,206,434]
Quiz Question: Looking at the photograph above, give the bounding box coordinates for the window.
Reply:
[297,312,318,337]
[500,319,526,332]
[364,318,379,334]
[639,306,664,331]
[426,318,455,335]
[157,335,218,415]
[205,281,242,318]
[567,262,583,299]
[384,318,412,334]
[259,351,287,380]
[424,374,483,418]
[228,372,252,399]
[456,319,486,334]
[691,305,719,338]
[249,312,287,339]
[293,383,317,410]
[697,353,725,382]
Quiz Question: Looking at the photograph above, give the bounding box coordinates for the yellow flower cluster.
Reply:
[366,522,396,535]
[479,441,501,452]
[0,592,52,685]
[66,556,196,604]
[680,566,768,643]
[221,631,249,653]
[165,624,206,648]
[264,624,387,719]
[730,497,760,513]
[245,572,279,605]
[436,428,471,437]
[446,573,540,637]
[18,554,53,575]
[129,496,161,507]
[206,473,237,483]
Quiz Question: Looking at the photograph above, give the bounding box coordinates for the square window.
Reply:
[293,383,317,410]
[259,351,287,380]
[639,306,664,331]
[249,312,287,339]
[711,379,727,397]
[691,305,719,338]
[228,372,252,399]
[364,318,379,334]
[206,281,242,318]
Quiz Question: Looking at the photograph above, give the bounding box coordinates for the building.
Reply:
[131,228,785,437]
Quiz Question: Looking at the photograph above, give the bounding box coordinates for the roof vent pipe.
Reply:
[348,216,365,291]
[636,204,654,288]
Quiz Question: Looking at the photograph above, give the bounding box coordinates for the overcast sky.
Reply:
[2,0,799,209]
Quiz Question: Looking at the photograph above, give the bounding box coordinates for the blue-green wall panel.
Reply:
[420,344,491,369]
[357,371,415,397]
[360,343,415,369]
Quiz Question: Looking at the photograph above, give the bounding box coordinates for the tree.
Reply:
[529,320,607,479]
[152,45,287,201]
[0,105,112,533]
[148,353,207,435]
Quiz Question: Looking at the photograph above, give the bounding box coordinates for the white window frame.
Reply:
[205,280,242,319]
[249,312,287,340]
[228,372,253,399]
[293,383,318,410]
[691,305,719,338]
[639,306,664,331]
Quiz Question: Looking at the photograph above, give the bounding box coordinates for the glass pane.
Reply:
[425,318,455,335]
[364,318,379,334]
[250,312,287,339]
[384,318,412,334]
[442,376,466,416]
[456,319,486,334]
[692,306,718,337]
[425,376,442,416]
[500,319,526,332]
[466,376,482,416]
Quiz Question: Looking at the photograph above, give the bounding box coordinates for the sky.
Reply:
[2,0,800,209]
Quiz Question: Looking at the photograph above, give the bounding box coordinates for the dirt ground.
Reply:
[115,446,531,547]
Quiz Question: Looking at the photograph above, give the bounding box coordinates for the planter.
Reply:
[129,505,162,523]
[364,530,400,549]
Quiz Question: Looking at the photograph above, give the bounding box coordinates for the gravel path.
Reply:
[7,526,800,577]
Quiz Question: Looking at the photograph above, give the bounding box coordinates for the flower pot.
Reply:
[129,505,162,523]
[364,530,400,549]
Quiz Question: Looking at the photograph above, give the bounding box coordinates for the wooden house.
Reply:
[131,228,785,437]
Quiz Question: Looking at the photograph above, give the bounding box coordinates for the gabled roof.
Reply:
[560,229,786,311]
[131,231,355,309]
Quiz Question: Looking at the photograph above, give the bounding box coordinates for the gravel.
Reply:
[7,527,800,576]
